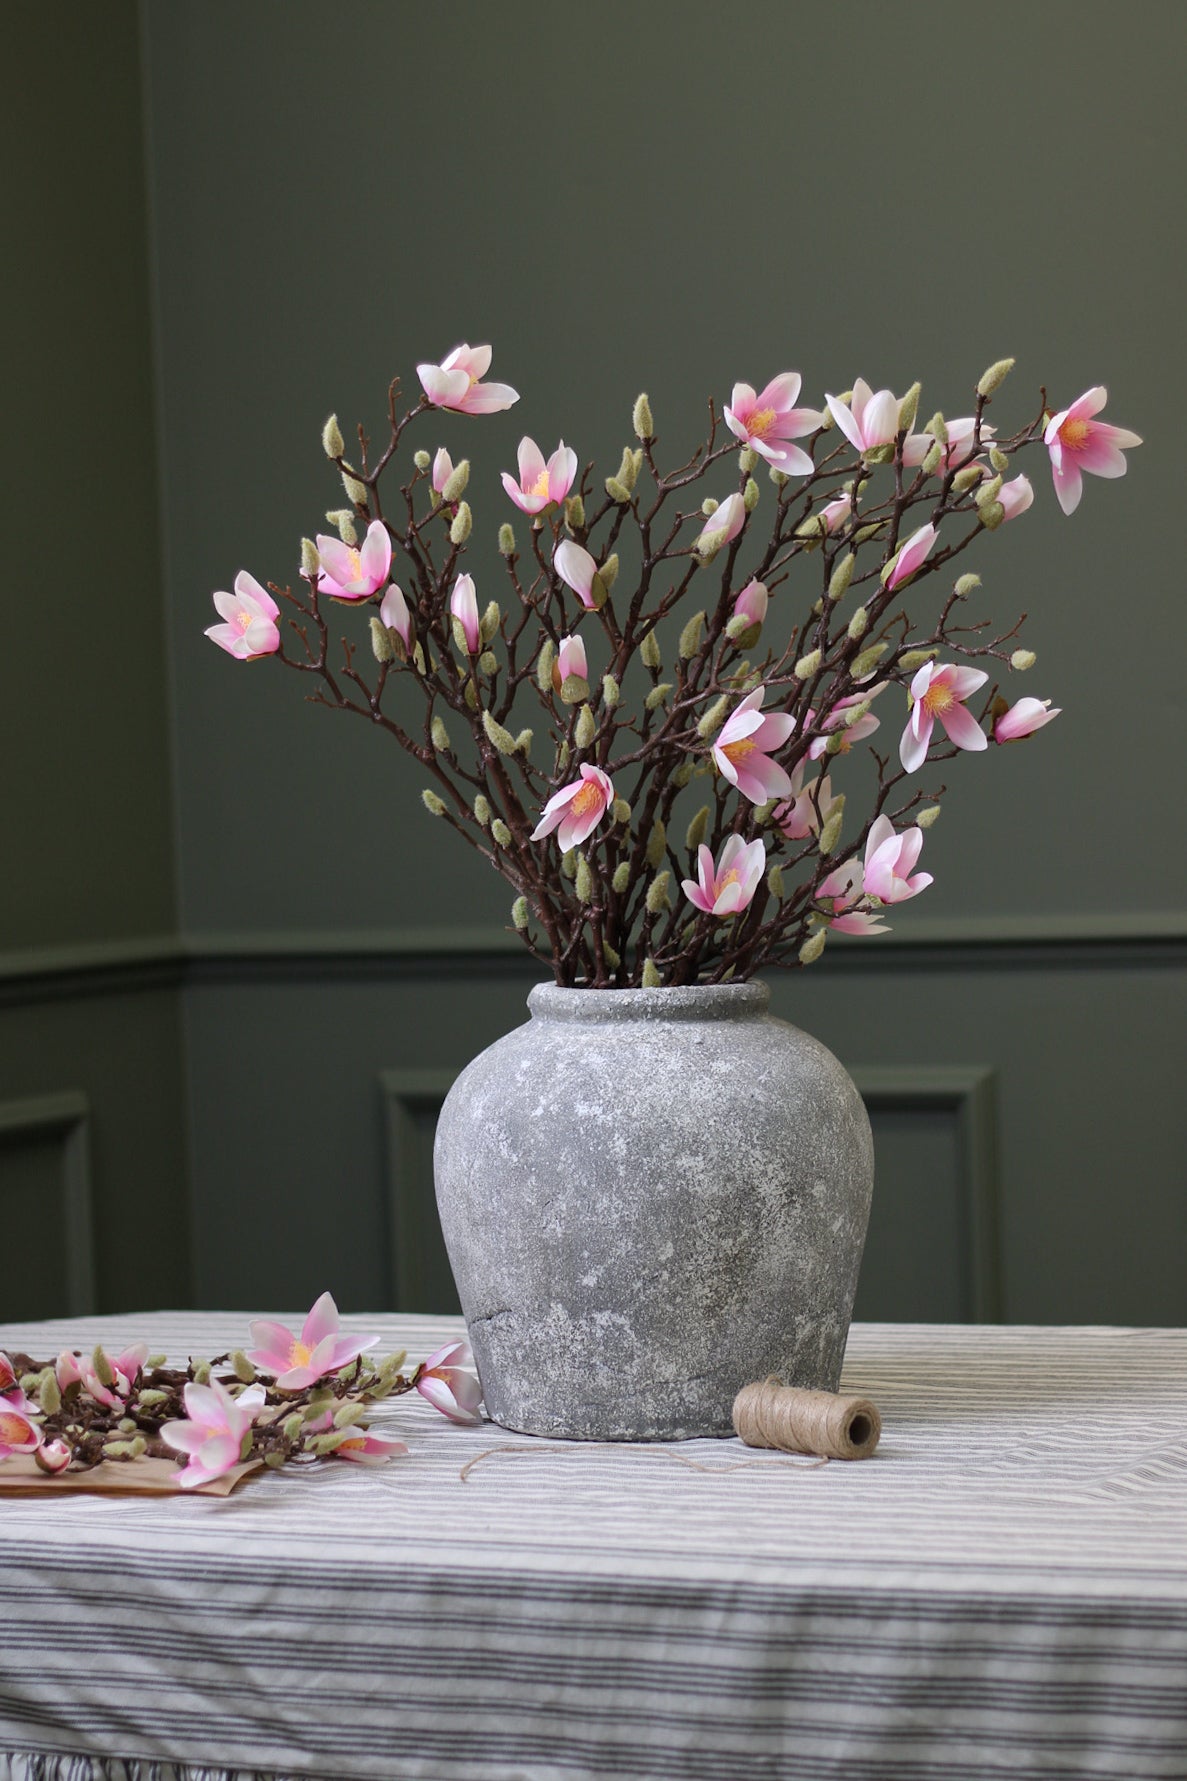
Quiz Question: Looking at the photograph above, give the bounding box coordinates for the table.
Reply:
[0,1313,1184,1781]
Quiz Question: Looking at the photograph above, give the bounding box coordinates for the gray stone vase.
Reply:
[434,981,874,1440]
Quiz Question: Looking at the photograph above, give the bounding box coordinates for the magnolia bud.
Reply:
[537,639,557,693]
[515,728,533,755]
[599,553,620,591]
[332,1401,366,1429]
[685,806,710,852]
[851,643,888,679]
[611,798,631,824]
[474,794,492,826]
[799,930,827,966]
[230,1350,255,1384]
[847,606,868,641]
[561,849,577,879]
[442,459,471,503]
[672,758,696,788]
[342,471,369,507]
[916,804,942,828]
[679,610,705,659]
[898,382,922,433]
[564,494,585,530]
[980,501,1005,530]
[853,521,886,544]
[491,819,512,847]
[697,695,729,740]
[370,617,395,663]
[633,391,654,440]
[478,650,498,675]
[795,649,822,680]
[482,710,517,755]
[326,508,357,545]
[701,496,719,517]
[735,446,758,475]
[767,864,785,899]
[646,871,671,914]
[575,854,594,902]
[322,414,344,458]
[602,674,620,707]
[616,447,639,492]
[976,357,1015,398]
[976,474,1003,507]
[498,522,516,557]
[922,442,943,475]
[511,896,530,930]
[431,715,451,752]
[646,821,667,870]
[640,630,661,670]
[39,1373,61,1414]
[479,602,501,647]
[192,1361,211,1385]
[1011,648,1036,671]
[557,741,570,772]
[92,1347,115,1388]
[725,614,759,646]
[743,477,760,512]
[770,466,790,487]
[818,811,843,856]
[645,682,672,711]
[414,643,429,676]
[574,704,597,748]
[828,554,856,601]
[612,862,631,893]
[413,449,431,471]
[864,442,895,466]
[641,958,662,988]
[450,502,472,545]
[602,943,622,971]
[898,647,936,671]
[421,789,446,816]
[989,446,1010,473]
[300,537,320,577]
[795,514,826,540]
[605,475,632,504]
[952,465,983,494]
[558,674,589,705]
[924,411,948,446]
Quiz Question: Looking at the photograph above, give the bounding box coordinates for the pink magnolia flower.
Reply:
[531,765,614,852]
[205,571,281,661]
[994,696,1061,743]
[450,572,481,654]
[1044,387,1141,516]
[431,447,455,498]
[0,1353,16,1395]
[161,1379,266,1490]
[900,660,989,773]
[724,373,821,474]
[76,1344,149,1410]
[554,539,603,610]
[553,633,588,691]
[903,416,993,474]
[682,834,766,917]
[806,683,887,761]
[733,579,768,630]
[818,490,854,534]
[316,519,392,601]
[415,1341,483,1425]
[862,816,933,904]
[998,474,1035,522]
[713,688,795,803]
[417,344,519,415]
[55,1350,82,1393]
[825,378,905,454]
[817,862,891,936]
[501,437,578,515]
[247,1291,379,1391]
[694,492,747,557]
[0,1397,41,1460]
[774,765,837,840]
[884,522,938,592]
[379,582,413,653]
[35,1439,72,1474]
[333,1429,410,1465]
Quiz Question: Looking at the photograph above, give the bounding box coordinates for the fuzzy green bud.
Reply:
[557,741,570,773]
[536,639,557,693]
[770,466,790,488]
[989,446,1010,473]
[421,789,447,817]
[575,853,594,902]
[326,508,357,545]
[38,1372,61,1414]
[697,694,730,740]
[646,820,667,870]
[479,601,501,647]
[146,1354,167,1370]
[415,643,429,677]
[449,501,472,545]
[229,1349,255,1384]
[478,650,498,676]
[342,470,369,507]
[300,537,320,577]
[1011,648,1036,671]
[482,709,518,755]
[137,1387,168,1407]
[980,501,1005,529]
[847,606,869,641]
[602,943,621,971]
[370,616,395,664]
[430,715,451,753]
[828,553,856,601]
[954,573,981,598]
[192,1361,211,1386]
[922,442,943,476]
[743,477,760,512]
[605,475,632,504]
[767,864,785,900]
[976,473,1003,508]
[916,804,942,828]
[322,414,344,458]
[557,674,589,706]
[332,1401,366,1429]
[280,1413,305,1443]
[818,810,844,856]
[442,459,470,502]
[612,862,631,894]
[853,521,886,544]
[564,494,585,531]
[672,757,696,788]
[795,649,822,680]
[511,896,530,930]
[734,446,757,475]
[574,703,597,749]
[92,1346,115,1388]
[413,449,431,471]
[976,357,1015,398]
[898,382,922,434]
[611,797,631,824]
[725,613,758,646]
[561,848,577,879]
[646,871,671,915]
[599,553,620,592]
[498,522,516,558]
[700,496,719,517]
[924,411,948,446]
[685,806,710,852]
[616,447,639,492]
[473,795,492,827]
[850,643,888,679]
[679,610,705,659]
[863,442,895,466]
[795,514,826,541]
[640,630,662,670]
[602,674,620,707]
[952,465,983,494]
[641,958,662,988]
[898,647,937,672]
[632,391,654,439]
[799,929,827,966]
[491,818,512,847]
[645,682,672,711]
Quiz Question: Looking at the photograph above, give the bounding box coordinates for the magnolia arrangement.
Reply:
[0,1293,481,1488]
[207,347,1139,987]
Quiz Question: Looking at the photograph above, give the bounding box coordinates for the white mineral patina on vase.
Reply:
[433,981,874,1440]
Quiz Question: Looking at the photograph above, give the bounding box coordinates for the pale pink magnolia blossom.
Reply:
[1044,387,1141,516]
[733,579,769,629]
[825,379,905,454]
[76,1344,149,1411]
[774,765,837,840]
[681,834,767,917]
[818,490,854,534]
[554,539,602,610]
[806,683,887,762]
[997,474,1035,522]
[450,572,481,654]
[900,660,989,773]
[531,766,614,852]
[724,373,821,474]
[333,1429,411,1465]
[0,1398,41,1460]
[205,571,281,661]
[315,519,392,601]
[816,862,891,936]
[694,492,747,557]
[884,522,938,592]
[903,416,994,473]
[54,1350,82,1393]
[161,1379,266,1490]
[35,1439,72,1474]
[247,1292,379,1391]
[379,583,413,653]
[862,816,933,905]
[712,688,795,804]
[501,437,578,515]
[415,1341,483,1425]
[417,344,519,414]
[431,447,455,497]
[994,696,1061,743]
[553,633,588,690]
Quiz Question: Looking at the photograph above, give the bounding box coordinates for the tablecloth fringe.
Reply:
[1,1758,277,1781]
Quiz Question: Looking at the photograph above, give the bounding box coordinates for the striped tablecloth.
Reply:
[0,1313,1184,1781]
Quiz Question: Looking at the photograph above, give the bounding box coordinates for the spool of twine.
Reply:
[732,1376,881,1460]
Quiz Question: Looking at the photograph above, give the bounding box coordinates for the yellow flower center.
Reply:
[235,608,253,632]
[717,867,741,891]
[0,1411,30,1444]
[530,469,552,498]
[347,548,363,582]
[571,780,603,818]
[1059,417,1091,450]
[747,406,777,438]
[921,682,955,716]
[288,1340,314,1368]
[721,737,757,766]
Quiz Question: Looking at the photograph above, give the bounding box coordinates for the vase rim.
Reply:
[527,980,770,1023]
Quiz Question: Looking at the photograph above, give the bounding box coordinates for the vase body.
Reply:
[433,981,874,1440]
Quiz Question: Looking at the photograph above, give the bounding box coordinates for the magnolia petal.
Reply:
[938,702,989,752]
[459,380,519,414]
[417,364,472,408]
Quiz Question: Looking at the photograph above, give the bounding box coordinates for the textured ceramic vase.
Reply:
[434,981,874,1440]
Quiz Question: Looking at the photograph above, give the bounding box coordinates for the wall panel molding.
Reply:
[0,1092,96,1315]
[379,1068,460,1314]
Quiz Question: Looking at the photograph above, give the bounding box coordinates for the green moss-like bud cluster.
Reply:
[602,943,621,971]
[898,382,922,433]
[641,958,662,988]
[922,442,943,476]
[700,496,719,517]
[300,537,320,577]
[599,553,620,591]
[924,411,948,446]
[612,798,631,824]
[342,470,369,507]
[326,508,357,545]
[605,475,632,504]
[850,643,888,679]
[818,810,843,856]
[443,459,471,502]
[898,647,936,672]
[767,864,784,900]
[478,650,499,676]
[537,638,556,693]
[474,794,492,826]
[413,449,431,471]
[1011,648,1036,671]
[743,477,760,512]
[480,601,501,645]
[564,494,585,531]
[952,465,983,494]
[989,446,1010,473]
[672,757,696,788]
[322,414,344,458]
[559,674,589,705]
[561,849,577,879]
[976,474,1003,508]
[514,728,533,755]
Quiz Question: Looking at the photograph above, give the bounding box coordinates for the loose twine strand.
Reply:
[460,1443,828,1483]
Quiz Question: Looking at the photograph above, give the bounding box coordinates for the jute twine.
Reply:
[459,1442,828,1483]
[732,1377,881,1460]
